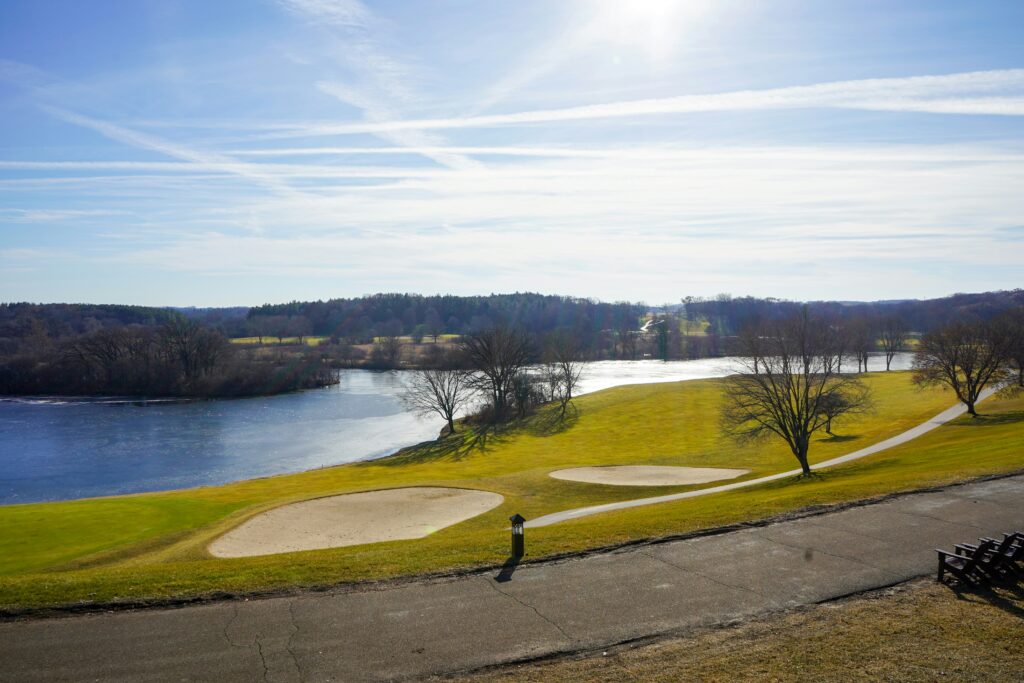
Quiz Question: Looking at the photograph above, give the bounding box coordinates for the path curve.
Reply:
[527,388,996,528]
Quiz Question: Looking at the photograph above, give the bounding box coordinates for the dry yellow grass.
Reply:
[451,578,1024,683]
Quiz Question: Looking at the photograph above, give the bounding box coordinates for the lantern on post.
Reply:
[509,513,526,558]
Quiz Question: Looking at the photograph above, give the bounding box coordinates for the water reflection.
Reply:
[0,353,914,504]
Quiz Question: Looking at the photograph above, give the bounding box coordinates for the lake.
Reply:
[0,354,914,504]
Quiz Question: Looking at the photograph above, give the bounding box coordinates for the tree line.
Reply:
[681,289,1024,337]
[0,316,336,398]
[243,293,645,350]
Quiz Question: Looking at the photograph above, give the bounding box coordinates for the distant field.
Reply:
[230,335,327,346]
[230,334,461,346]
[370,334,461,343]
[0,372,1021,610]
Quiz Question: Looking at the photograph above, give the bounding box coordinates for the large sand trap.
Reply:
[549,465,749,487]
[209,487,504,558]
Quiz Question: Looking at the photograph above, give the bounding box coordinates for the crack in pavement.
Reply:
[890,508,988,530]
[481,578,574,643]
[638,549,770,600]
[222,604,248,649]
[255,635,270,683]
[285,600,303,682]
[638,548,770,602]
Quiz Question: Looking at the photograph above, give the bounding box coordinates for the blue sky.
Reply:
[1,0,1022,306]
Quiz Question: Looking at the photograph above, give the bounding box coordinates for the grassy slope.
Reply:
[453,578,1024,683]
[0,372,1021,609]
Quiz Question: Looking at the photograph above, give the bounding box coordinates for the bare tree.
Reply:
[912,319,1011,416]
[616,321,637,360]
[819,391,870,435]
[543,329,586,417]
[722,309,871,476]
[878,316,907,371]
[371,335,402,368]
[287,316,313,345]
[737,320,764,374]
[402,368,473,434]
[998,307,1024,387]
[424,308,443,343]
[463,325,533,421]
[159,318,226,383]
[846,318,875,372]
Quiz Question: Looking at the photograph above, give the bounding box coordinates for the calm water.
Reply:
[0,354,913,504]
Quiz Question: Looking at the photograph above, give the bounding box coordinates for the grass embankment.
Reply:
[1,372,1022,610]
[451,578,1024,682]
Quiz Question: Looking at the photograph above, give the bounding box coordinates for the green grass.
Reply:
[1,372,1021,610]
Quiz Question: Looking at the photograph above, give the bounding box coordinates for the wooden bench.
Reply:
[937,539,996,586]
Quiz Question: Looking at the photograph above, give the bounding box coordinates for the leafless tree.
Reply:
[818,391,870,434]
[846,318,876,372]
[543,329,586,417]
[287,316,313,345]
[913,319,1011,416]
[616,321,637,360]
[424,308,443,343]
[160,318,226,383]
[997,307,1024,387]
[402,368,473,434]
[463,325,534,421]
[721,309,871,476]
[737,321,764,374]
[878,316,907,371]
[371,335,402,368]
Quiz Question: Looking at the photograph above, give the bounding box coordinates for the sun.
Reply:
[584,0,715,61]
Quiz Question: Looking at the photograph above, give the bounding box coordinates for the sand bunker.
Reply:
[549,465,749,487]
[209,487,504,558]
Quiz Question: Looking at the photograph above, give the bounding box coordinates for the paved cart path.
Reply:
[2,473,1022,682]
[529,389,998,528]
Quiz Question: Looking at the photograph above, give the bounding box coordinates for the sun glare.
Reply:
[585,0,714,60]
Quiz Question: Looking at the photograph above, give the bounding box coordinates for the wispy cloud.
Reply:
[277,0,480,170]
[38,106,302,196]
[240,69,1024,140]
[277,0,370,28]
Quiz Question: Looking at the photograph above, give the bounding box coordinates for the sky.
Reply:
[1,0,1023,307]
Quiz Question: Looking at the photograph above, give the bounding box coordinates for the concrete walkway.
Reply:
[530,389,996,527]
[2,473,1021,682]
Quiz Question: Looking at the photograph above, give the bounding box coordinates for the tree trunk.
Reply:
[966,400,977,417]
[447,416,456,434]
[797,451,812,476]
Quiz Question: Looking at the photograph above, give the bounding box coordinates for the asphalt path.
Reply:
[2,472,1021,682]
[528,388,997,527]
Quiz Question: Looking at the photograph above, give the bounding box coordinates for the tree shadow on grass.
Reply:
[363,424,509,467]
[363,403,581,468]
[949,410,1024,427]
[525,403,580,438]
[819,433,859,443]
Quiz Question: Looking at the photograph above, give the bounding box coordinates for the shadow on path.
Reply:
[494,557,520,583]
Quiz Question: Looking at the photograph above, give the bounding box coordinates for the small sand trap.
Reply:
[549,465,749,487]
[209,487,504,558]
